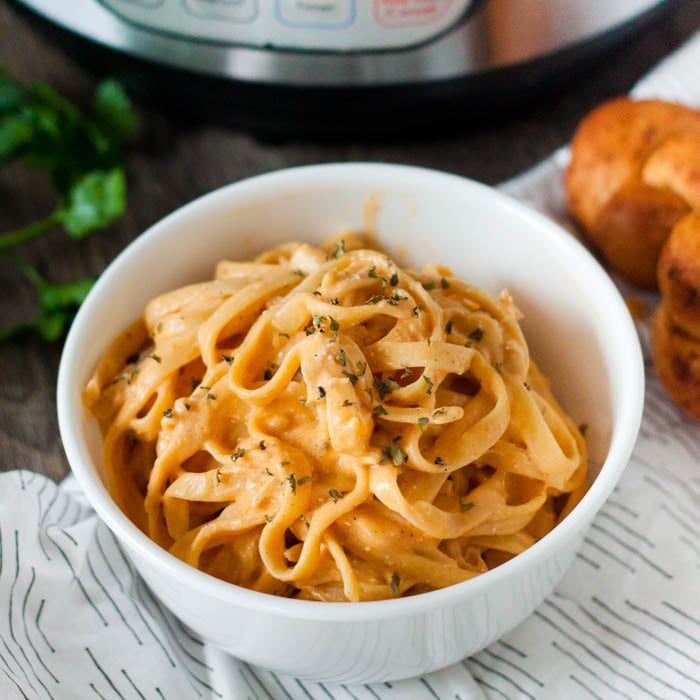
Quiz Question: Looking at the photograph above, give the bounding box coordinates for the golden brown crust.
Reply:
[565,98,700,289]
[657,212,700,338]
[651,301,700,421]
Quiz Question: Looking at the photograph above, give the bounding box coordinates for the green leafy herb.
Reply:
[418,416,429,432]
[434,456,446,467]
[264,514,273,522]
[342,370,358,385]
[389,272,399,286]
[445,319,453,335]
[328,489,344,503]
[298,475,312,486]
[423,375,433,395]
[374,377,399,400]
[263,368,272,380]
[373,405,388,416]
[330,239,346,258]
[342,399,354,407]
[149,353,161,363]
[221,354,234,364]
[460,500,475,513]
[384,440,407,467]
[259,440,267,450]
[579,423,588,437]
[231,447,245,462]
[215,468,222,485]
[494,362,503,374]
[317,386,326,400]
[163,408,173,418]
[287,472,297,495]
[468,327,484,342]
[0,73,137,342]
[441,277,450,289]
[336,349,347,366]
[422,280,436,291]
[390,572,401,595]
[299,514,310,528]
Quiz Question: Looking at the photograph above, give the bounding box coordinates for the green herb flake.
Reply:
[287,472,297,495]
[367,294,385,305]
[390,572,401,595]
[221,354,234,364]
[293,269,305,277]
[494,362,503,374]
[386,440,407,467]
[422,280,436,291]
[263,368,272,380]
[389,272,399,286]
[264,514,273,522]
[184,402,191,411]
[336,349,347,366]
[298,475,312,486]
[579,423,589,437]
[441,277,450,289]
[312,314,326,329]
[418,416,429,432]
[330,239,346,258]
[445,319,453,335]
[468,327,484,342]
[374,377,399,400]
[215,468,222,485]
[329,489,344,503]
[423,375,434,395]
[342,399,354,407]
[329,317,340,333]
[317,386,326,400]
[163,408,173,418]
[279,332,290,339]
[342,370,359,385]
[207,393,216,400]
[259,440,267,450]
[330,297,339,305]
[313,290,322,296]
[460,500,475,513]
[434,456,446,466]
[400,367,413,379]
[412,305,424,318]
[231,447,245,462]
[357,361,367,377]
[303,324,315,336]
[149,353,161,363]
[368,266,377,278]
[373,405,388,416]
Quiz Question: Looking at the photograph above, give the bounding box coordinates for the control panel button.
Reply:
[184,0,258,22]
[276,0,355,28]
[374,0,454,27]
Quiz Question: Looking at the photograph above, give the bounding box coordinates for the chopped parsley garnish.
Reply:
[330,297,339,305]
[207,393,216,400]
[494,362,503,374]
[389,272,399,286]
[330,239,346,258]
[418,416,429,432]
[300,514,310,528]
[162,408,173,418]
[184,402,191,411]
[400,367,413,379]
[259,440,267,450]
[434,456,446,466]
[303,324,315,336]
[368,266,377,278]
[460,500,475,513]
[287,473,297,494]
[329,317,340,334]
[149,353,161,363]
[298,475,312,486]
[373,405,388,416]
[312,314,326,329]
[385,440,407,467]
[579,423,589,437]
[265,467,273,476]
[342,370,358,385]
[445,319,453,335]
[263,368,272,380]
[367,294,385,305]
[215,468,222,485]
[329,489,344,503]
[432,407,447,418]
[336,349,347,366]
[279,332,290,339]
[317,386,326,400]
[441,277,450,289]
[524,382,531,391]
[374,377,399,400]
[468,327,484,342]
[231,447,245,462]
[313,290,322,296]
[293,269,305,277]
[422,280,436,291]
[411,305,422,318]
[342,399,354,407]
[221,354,234,364]
[390,572,401,595]
[423,375,433,395]
[357,361,367,377]
[264,514,273,522]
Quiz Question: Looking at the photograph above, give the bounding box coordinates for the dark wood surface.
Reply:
[1,1,699,481]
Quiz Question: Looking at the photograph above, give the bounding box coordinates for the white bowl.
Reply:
[57,163,644,684]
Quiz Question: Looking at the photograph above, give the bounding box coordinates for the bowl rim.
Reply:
[57,161,645,622]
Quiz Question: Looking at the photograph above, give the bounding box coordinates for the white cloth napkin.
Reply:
[2,30,700,700]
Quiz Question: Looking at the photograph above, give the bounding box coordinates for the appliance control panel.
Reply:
[98,0,471,50]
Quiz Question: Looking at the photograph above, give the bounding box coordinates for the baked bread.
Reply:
[565,98,700,289]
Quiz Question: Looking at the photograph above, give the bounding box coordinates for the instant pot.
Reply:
[12,0,671,136]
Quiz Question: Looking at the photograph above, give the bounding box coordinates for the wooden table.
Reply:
[1,1,699,481]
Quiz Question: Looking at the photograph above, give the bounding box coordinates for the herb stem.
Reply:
[0,210,62,251]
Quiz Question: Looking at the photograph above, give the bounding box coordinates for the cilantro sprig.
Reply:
[0,70,138,341]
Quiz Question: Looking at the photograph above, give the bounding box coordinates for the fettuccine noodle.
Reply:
[84,234,588,602]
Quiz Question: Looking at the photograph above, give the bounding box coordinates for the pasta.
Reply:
[84,234,588,602]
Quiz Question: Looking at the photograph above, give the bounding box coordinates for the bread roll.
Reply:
[565,98,700,289]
